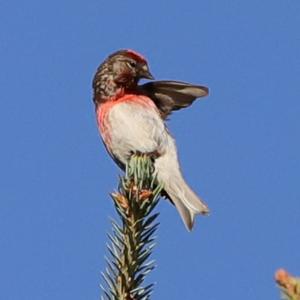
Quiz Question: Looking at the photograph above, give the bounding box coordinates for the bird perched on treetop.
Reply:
[92,49,209,230]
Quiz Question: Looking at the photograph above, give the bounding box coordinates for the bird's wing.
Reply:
[139,80,208,118]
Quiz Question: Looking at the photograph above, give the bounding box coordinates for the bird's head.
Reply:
[107,49,154,83]
[93,49,154,104]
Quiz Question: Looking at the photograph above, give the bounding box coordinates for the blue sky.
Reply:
[1,0,300,299]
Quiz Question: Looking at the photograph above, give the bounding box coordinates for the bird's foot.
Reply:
[130,150,160,160]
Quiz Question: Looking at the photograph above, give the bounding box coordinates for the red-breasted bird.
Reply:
[92,49,209,230]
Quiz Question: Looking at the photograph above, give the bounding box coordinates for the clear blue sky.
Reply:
[1,1,300,299]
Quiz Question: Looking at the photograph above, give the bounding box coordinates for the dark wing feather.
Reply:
[139,80,209,118]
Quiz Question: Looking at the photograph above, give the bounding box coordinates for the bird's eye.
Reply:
[126,61,137,68]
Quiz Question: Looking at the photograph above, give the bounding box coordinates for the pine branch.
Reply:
[275,269,300,300]
[101,154,163,300]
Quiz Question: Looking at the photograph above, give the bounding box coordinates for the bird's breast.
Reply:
[97,94,160,144]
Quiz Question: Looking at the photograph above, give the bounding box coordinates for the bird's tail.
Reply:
[154,144,209,230]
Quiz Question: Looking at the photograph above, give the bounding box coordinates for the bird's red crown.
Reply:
[107,49,147,64]
[124,49,147,63]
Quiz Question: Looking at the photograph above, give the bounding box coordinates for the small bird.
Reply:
[93,49,209,230]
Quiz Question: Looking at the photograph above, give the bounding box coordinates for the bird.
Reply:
[92,49,209,230]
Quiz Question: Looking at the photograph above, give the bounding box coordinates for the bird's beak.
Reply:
[140,65,155,80]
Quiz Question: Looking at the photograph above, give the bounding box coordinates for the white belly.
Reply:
[107,101,169,164]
